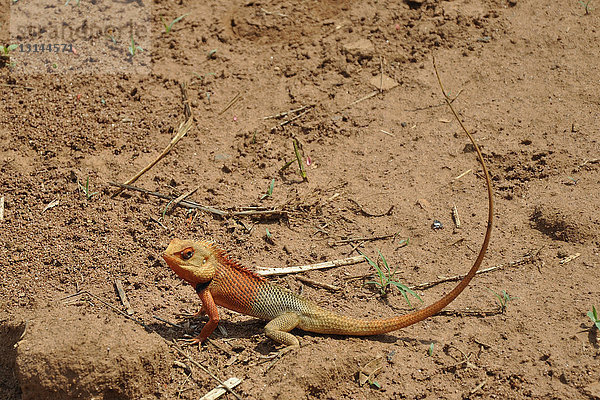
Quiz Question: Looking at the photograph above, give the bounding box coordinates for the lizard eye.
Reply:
[181,247,194,260]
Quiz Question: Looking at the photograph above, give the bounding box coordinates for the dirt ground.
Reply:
[1,0,599,399]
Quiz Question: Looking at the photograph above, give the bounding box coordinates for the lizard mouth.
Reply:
[163,252,199,285]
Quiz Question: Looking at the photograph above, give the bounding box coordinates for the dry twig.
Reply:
[256,255,366,276]
[108,182,287,219]
[112,82,193,197]
[409,249,541,290]
[296,276,341,291]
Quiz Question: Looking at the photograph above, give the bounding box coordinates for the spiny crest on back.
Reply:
[197,239,266,281]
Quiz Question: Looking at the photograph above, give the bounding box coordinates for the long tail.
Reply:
[308,84,494,337]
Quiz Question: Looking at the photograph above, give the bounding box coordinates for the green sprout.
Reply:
[260,179,275,200]
[488,288,517,313]
[588,306,600,331]
[265,228,274,244]
[579,0,594,14]
[78,176,99,200]
[128,35,143,57]
[428,342,435,356]
[161,14,188,34]
[363,249,422,307]
[0,44,18,55]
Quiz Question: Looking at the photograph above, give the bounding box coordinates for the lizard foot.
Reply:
[178,336,204,348]
[260,345,298,371]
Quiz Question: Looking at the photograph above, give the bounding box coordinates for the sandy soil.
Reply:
[1,0,599,399]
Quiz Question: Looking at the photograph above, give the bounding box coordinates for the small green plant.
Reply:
[0,44,18,55]
[265,228,274,244]
[488,288,517,313]
[128,35,143,57]
[78,176,99,200]
[428,342,435,356]
[260,179,275,200]
[363,250,422,307]
[588,306,600,331]
[579,0,594,14]
[161,13,188,34]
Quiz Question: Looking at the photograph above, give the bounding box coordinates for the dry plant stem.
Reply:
[172,345,243,400]
[62,291,150,330]
[165,185,201,215]
[409,249,540,290]
[330,233,397,245]
[0,83,34,90]
[263,104,313,120]
[114,279,134,315]
[277,107,313,128]
[112,82,193,197]
[108,182,287,219]
[0,195,4,221]
[218,92,241,116]
[296,276,341,291]
[339,90,379,111]
[200,377,243,400]
[152,315,184,329]
[256,255,366,276]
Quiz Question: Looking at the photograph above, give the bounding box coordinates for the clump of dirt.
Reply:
[530,190,600,244]
[14,306,171,400]
[0,320,25,400]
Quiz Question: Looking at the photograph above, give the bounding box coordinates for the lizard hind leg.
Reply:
[264,312,301,348]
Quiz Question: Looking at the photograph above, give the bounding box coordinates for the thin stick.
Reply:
[296,276,341,291]
[255,255,366,276]
[0,83,34,90]
[263,105,313,120]
[200,377,243,400]
[379,129,395,137]
[153,315,184,329]
[114,279,134,315]
[112,82,193,197]
[218,92,241,116]
[409,249,541,290]
[559,253,580,265]
[172,345,243,400]
[339,90,378,111]
[165,185,201,215]
[277,107,313,128]
[329,233,398,245]
[0,196,4,221]
[62,291,150,330]
[108,182,287,219]
[453,169,472,180]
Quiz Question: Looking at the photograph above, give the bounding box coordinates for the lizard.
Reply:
[163,179,492,348]
[162,112,494,348]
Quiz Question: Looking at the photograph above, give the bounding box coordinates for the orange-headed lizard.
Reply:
[163,120,493,348]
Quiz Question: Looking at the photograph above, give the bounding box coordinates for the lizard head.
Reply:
[162,238,218,285]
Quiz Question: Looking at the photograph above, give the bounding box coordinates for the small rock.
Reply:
[343,39,374,63]
[214,153,232,161]
[368,74,399,91]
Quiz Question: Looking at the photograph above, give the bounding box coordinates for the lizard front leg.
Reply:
[183,289,219,346]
